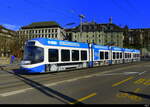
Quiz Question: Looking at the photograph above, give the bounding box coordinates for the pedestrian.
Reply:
[10,55,15,64]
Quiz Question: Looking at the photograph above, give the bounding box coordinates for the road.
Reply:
[0,61,149,104]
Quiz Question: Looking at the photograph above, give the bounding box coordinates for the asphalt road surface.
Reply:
[0,61,149,104]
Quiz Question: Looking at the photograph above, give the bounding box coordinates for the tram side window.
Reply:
[113,52,116,59]
[136,54,138,58]
[49,49,59,62]
[134,54,136,58]
[100,51,104,60]
[129,53,131,58]
[136,54,140,58]
[61,50,70,62]
[120,53,122,59]
[138,54,140,58]
[105,52,109,59]
[130,53,132,58]
[117,52,120,59]
[125,53,128,58]
[81,50,87,61]
[72,50,79,61]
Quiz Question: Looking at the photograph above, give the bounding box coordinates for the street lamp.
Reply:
[79,14,85,43]
[79,14,85,36]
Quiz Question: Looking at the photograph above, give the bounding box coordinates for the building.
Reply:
[0,25,17,57]
[65,22,124,47]
[124,28,150,57]
[18,21,66,40]
[17,21,66,51]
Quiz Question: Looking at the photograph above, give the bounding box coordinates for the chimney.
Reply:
[109,17,113,24]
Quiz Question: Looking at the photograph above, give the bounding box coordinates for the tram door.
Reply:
[88,44,93,68]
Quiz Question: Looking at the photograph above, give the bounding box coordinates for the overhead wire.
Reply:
[23,0,80,25]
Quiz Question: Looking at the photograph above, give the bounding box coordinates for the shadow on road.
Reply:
[11,69,58,76]
[120,90,150,100]
[6,70,84,104]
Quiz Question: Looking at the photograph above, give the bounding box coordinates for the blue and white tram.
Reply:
[110,46,124,64]
[92,44,110,66]
[132,49,141,62]
[123,48,133,63]
[20,38,141,73]
[20,38,89,73]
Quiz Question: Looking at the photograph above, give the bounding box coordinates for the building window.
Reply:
[42,30,44,33]
[52,29,54,32]
[55,29,57,33]
[61,50,70,61]
[52,34,54,38]
[55,34,57,38]
[72,50,79,61]
[49,34,51,38]
[92,40,94,43]
[99,39,101,43]
[49,49,59,62]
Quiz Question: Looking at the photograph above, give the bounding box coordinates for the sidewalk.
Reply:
[0,57,20,71]
[0,57,10,65]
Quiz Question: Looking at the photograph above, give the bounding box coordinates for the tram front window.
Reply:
[23,46,44,64]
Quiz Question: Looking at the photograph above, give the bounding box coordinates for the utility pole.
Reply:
[79,14,85,38]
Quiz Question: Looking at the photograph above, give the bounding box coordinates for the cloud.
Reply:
[2,24,20,31]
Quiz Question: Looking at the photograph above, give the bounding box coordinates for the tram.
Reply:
[20,38,141,73]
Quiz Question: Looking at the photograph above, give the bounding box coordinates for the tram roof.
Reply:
[110,46,124,51]
[31,38,89,48]
[93,44,109,50]
[132,49,140,53]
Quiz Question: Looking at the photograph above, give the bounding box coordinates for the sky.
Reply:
[0,0,150,30]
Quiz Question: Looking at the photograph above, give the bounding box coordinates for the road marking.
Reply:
[102,72,139,76]
[112,76,134,87]
[134,78,146,84]
[69,93,97,104]
[0,64,144,97]
[143,79,150,86]
[116,88,142,102]
[134,88,141,93]
[0,88,33,97]
[138,71,147,75]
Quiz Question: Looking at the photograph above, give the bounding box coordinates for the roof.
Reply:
[0,25,16,36]
[65,22,124,32]
[21,21,61,29]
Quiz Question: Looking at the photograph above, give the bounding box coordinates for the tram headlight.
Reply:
[21,61,31,65]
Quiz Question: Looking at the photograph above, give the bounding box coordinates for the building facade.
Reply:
[0,25,17,57]
[18,21,66,46]
[124,28,150,57]
[17,21,67,54]
[66,22,124,47]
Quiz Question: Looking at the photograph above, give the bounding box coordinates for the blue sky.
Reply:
[0,0,150,30]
